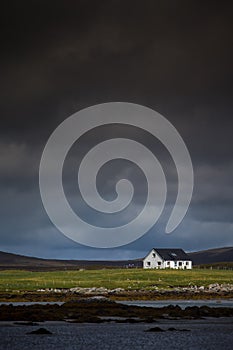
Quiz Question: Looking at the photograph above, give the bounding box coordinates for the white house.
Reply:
[143,248,192,269]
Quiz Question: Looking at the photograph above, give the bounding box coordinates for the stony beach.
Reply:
[1,283,233,303]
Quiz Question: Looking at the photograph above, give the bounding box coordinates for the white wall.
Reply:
[143,249,164,269]
[168,260,192,269]
[143,249,192,269]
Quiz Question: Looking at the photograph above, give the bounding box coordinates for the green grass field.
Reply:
[0,268,232,292]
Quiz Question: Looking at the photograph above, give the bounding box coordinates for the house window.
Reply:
[158,261,161,266]
[179,261,182,266]
[174,262,177,266]
[167,261,170,266]
[152,253,156,258]
[147,261,151,266]
[186,261,189,265]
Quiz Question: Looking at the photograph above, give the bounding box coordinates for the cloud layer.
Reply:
[0,1,232,258]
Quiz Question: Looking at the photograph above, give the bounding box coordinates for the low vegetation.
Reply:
[0,268,232,292]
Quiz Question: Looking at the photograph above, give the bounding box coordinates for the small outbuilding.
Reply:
[143,248,192,269]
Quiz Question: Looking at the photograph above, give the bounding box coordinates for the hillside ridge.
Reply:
[0,246,232,269]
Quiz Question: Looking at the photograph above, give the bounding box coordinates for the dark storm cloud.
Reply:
[0,0,232,258]
[1,1,232,132]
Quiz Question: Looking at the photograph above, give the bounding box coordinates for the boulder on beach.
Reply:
[145,326,165,332]
[27,327,52,335]
[167,327,190,332]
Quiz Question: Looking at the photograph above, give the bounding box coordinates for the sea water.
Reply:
[0,319,233,350]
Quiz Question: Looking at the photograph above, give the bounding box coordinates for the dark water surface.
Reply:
[0,319,233,350]
[1,299,233,308]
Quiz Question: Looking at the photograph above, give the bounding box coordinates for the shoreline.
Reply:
[0,297,233,323]
[1,289,233,302]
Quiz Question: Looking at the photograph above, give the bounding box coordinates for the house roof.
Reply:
[153,248,191,261]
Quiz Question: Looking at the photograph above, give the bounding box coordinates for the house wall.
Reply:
[167,260,192,269]
[143,249,192,269]
[143,249,164,269]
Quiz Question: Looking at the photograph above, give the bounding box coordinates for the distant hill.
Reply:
[188,247,233,265]
[0,246,232,270]
[0,251,142,270]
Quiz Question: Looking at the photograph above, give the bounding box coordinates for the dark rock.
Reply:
[168,327,177,331]
[145,326,165,332]
[167,327,190,332]
[184,306,201,318]
[124,318,139,323]
[144,317,156,323]
[27,327,52,335]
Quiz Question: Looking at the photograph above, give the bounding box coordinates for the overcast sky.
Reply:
[0,0,233,259]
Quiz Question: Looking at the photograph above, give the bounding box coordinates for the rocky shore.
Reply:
[0,297,233,323]
[1,283,233,302]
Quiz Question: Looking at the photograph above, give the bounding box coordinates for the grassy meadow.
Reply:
[0,268,232,292]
